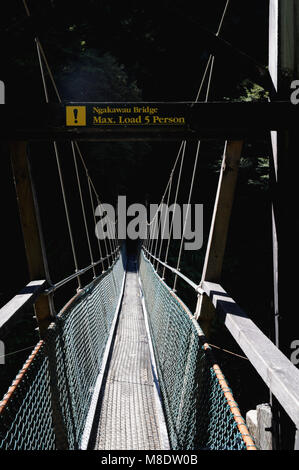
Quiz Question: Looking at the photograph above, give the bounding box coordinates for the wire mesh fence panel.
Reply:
[0,342,56,450]
[54,253,125,448]
[0,252,125,450]
[139,251,251,450]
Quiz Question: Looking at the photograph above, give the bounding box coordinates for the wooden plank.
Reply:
[0,280,46,336]
[246,404,273,450]
[10,142,53,336]
[257,404,273,450]
[201,140,243,282]
[0,80,4,104]
[202,280,299,429]
[268,0,296,448]
[195,140,243,336]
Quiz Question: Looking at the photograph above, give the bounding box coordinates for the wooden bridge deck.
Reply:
[89,258,169,450]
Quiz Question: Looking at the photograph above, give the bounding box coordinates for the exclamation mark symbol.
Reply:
[66,106,86,126]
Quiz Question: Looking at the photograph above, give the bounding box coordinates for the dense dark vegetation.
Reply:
[0,0,279,440]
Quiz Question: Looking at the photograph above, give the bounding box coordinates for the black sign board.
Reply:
[0,101,297,141]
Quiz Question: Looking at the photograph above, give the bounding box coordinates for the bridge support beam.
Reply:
[10,141,54,337]
[269,0,299,450]
[195,140,243,336]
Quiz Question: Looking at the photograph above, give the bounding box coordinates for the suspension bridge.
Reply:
[1,0,299,451]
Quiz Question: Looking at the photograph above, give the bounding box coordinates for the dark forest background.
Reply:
[1,0,293,447]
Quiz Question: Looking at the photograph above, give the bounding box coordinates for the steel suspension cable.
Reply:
[149,196,163,261]
[96,197,111,269]
[172,17,225,289]
[72,142,96,278]
[74,142,118,232]
[98,198,117,262]
[148,49,213,271]
[147,151,182,257]
[36,39,62,103]
[76,144,111,270]
[74,142,119,264]
[162,140,186,279]
[148,0,230,284]
[33,27,82,288]
[192,0,229,101]
[155,170,173,271]
[75,143,118,271]
[146,141,184,229]
[87,176,105,272]
[22,0,116,285]
[172,2,230,287]
[54,143,81,288]
[106,216,116,263]
[216,0,230,36]
[173,141,200,290]
[144,140,184,257]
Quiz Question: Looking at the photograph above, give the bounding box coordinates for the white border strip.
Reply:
[137,261,170,450]
[80,264,127,450]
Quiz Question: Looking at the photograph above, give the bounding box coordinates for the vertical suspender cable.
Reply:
[35,37,82,289]
[145,1,230,279]
[172,0,230,288]
[101,200,115,263]
[23,0,112,288]
[97,197,111,268]
[75,141,119,265]
[24,0,82,289]
[144,140,184,258]
[151,197,164,264]
[87,176,105,272]
[53,142,82,288]
[173,141,200,290]
[162,141,186,279]
[156,171,173,273]
[72,142,96,278]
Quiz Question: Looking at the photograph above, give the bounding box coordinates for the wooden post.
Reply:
[0,340,4,365]
[0,81,4,104]
[269,0,299,449]
[269,0,299,355]
[246,404,273,450]
[195,140,243,336]
[10,141,54,337]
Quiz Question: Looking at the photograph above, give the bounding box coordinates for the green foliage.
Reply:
[222,79,270,190]
[225,78,269,102]
[237,79,269,102]
[238,155,269,190]
[247,157,269,189]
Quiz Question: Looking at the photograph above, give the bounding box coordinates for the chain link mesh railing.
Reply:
[0,248,254,451]
[139,251,255,450]
[0,251,125,450]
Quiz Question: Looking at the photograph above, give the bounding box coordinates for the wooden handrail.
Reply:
[0,280,47,336]
[202,280,299,429]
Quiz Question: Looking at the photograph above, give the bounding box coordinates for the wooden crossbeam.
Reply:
[0,101,297,141]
